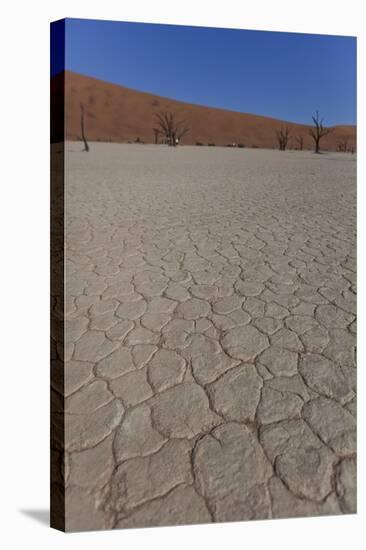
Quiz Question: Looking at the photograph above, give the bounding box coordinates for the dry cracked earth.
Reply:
[52,144,356,531]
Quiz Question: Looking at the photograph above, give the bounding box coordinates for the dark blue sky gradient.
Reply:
[56,18,356,125]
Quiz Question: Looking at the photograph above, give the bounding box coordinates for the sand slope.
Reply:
[52,71,356,150]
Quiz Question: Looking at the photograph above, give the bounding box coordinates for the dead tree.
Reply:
[80,103,89,152]
[154,112,174,145]
[309,111,332,153]
[275,126,290,151]
[153,128,160,144]
[154,111,189,146]
[295,135,304,151]
[337,137,349,152]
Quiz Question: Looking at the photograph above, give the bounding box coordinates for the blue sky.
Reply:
[52,18,356,126]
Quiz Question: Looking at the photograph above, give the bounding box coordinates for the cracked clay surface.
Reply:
[52,144,356,531]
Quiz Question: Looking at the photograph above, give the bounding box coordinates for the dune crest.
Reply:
[51,70,356,150]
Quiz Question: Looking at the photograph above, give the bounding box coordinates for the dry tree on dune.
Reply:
[154,111,190,146]
[295,135,304,151]
[275,126,290,151]
[153,128,160,145]
[309,111,332,153]
[337,137,349,152]
[80,103,89,152]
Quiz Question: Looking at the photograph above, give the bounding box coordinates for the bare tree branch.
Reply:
[154,111,190,146]
[337,137,349,152]
[275,126,290,151]
[295,135,304,151]
[176,123,190,141]
[309,110,332,153]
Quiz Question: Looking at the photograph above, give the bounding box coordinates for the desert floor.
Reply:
[60,143,356,531]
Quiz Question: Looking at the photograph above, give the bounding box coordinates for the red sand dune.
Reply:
[51,71,356,151]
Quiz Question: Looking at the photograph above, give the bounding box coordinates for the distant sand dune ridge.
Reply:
[52,70,356,151]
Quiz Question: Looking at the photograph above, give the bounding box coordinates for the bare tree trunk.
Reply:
[153,129,159,144]
[337,138,349,152]
[309,111,331,154]
[275,127,290,151]
[296,136,304,150]
[80,103,89,152]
